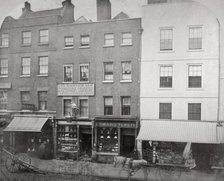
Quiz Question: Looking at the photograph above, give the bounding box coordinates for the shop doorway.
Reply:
[80,133,92,156]
[121,135,135,157]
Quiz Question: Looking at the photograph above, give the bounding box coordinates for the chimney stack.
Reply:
[97,0,111,21]
[22,1,31,12]
[61,0,74,24]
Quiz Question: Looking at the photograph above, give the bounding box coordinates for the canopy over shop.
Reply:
[137,120,224,168]
[3,116,53,158]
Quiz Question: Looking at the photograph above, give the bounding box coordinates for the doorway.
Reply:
[80,133,92,157]
[121,135,135,157]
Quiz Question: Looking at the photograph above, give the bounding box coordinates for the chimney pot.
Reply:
[24,1,31,10]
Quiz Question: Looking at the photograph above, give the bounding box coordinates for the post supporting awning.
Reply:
[137,120,224,144]
[4,116,49,132]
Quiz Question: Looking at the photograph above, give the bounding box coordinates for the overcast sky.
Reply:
[0,0,223,25]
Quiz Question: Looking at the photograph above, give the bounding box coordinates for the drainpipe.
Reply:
[217,18,221,126]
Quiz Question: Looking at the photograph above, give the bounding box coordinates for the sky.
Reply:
[0,0,223,25]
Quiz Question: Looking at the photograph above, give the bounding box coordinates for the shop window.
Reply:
[104,97,113,115]
[38,91,47,111]
[63,98,72,117]
[79,64,89,82]
[160,65,172,88]
[159,103,172,119]
[0,90,7,110]
[39,29,49,44]
[38,56,48,75]
[21,91,31,105]
[121,96,131,115]
[80,35,90,47]
[64,36,74,48]
[121,61,132,81]
[1,33,9,47]
[160,28,173,51]
[22,31,31,45]
[97,128,118,153]
[79,98,88,117]
[21,57,31,76]
[189,27,202,50]
[104,33,114,46]
[188,103,201,120]
[0,59,8,76]
[188,65,202,88]
[63,64,73,82]
[121,32,132,45]
[104,62,113,81]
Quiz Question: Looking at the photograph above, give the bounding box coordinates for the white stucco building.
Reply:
[137,0,224,169]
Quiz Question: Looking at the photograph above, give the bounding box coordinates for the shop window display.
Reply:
[97,128,118,153]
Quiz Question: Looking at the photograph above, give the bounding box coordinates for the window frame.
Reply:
[63,97,72,117]
[159,103,172,120]
[63,64,73,83]
[80,35,90,47]
[160,28,173,51]
[79,98,89,118]
[38,56,48,75]
[38,91,47,111]
[104,33,114,46]
[0,59,8,76]
[159,65,173,88]
[22,31,31,45]
[21,57,31,76]
[121,32,132,46]
[188,65,202,88]
[189,26,202,50]
[121,96,131,116]
[79,64,89,82]
[1,33,9,47]
[104,96,113,115]
[39,29,49,44]
[0,90,7,110]
[103,62,114,82]
[121,61,132,81]
[64,36,74,48]
[188,103,201,120]
[21,91,31,105]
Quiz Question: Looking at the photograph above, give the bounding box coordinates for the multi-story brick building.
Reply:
[0,0,141,162]
[137,0,224,169]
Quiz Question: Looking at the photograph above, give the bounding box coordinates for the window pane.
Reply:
[188,65,202,88]
[39,30,49,43]
[104,62,113,81]
[65,36,74,47]
[104,33,114,46]
[121,61,132,80]
[39,56,48,74]
[64,65,73,82]
[188,103,201,120]
[0,91,7,109]
[122,32,132,45]
[22,57,31,75]
[80,65,89,82]
[38,91,47,110]
[80,99,88,117]
[160,66,172,88]
[81,35,90,46]
[189,27,202,49]
[22,31,31,44]
[1,33,9,47]
[64,99,72,116]
[160,29,172,51]
[104,97,113,115]
[0,59,8,75]
[21,91,30,103]
[159,103,172,119]
[121,97,131,115]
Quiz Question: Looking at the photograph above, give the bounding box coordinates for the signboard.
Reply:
[57,84,95,96]
[96,122,136,128]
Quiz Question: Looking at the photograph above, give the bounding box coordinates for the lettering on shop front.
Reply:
[57,83,95,96]
[96,122,136,128]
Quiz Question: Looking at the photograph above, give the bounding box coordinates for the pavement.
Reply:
[28,156,224,181]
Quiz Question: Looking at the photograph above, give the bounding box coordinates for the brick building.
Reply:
[0,0,141,162]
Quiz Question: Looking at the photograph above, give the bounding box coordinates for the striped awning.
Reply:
[137,120,224,144]
[4,116,49,132]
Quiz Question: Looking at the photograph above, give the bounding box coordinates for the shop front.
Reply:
[3,115,54,159]
[55,118,93,160]
[137,120,224,169]
[94,117,138,163]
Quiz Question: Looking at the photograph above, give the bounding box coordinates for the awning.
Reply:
[4,116,49,132]
[137,120,223,144]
